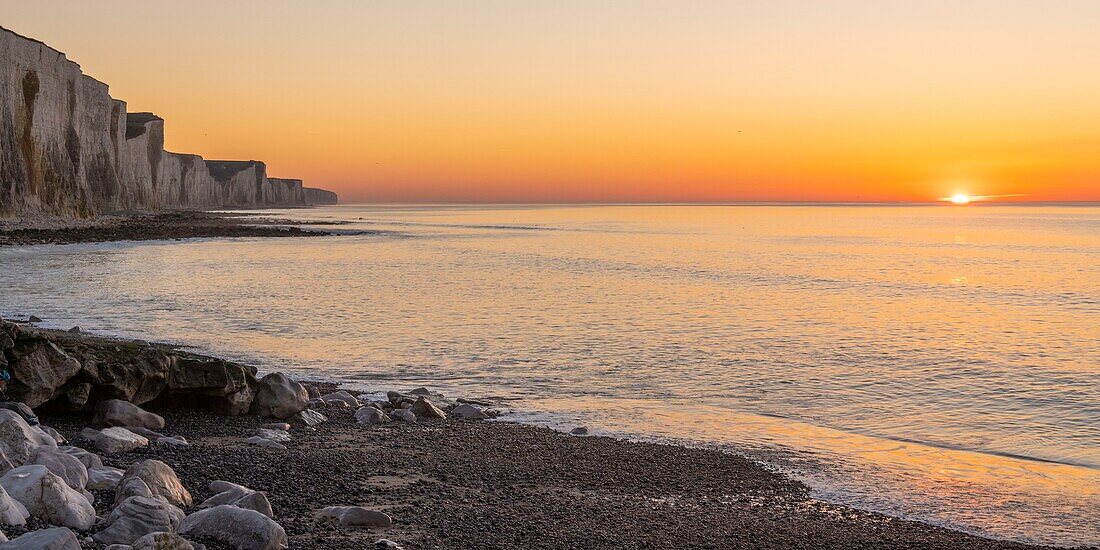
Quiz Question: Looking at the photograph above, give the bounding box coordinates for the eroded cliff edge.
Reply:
[0,26,337,218]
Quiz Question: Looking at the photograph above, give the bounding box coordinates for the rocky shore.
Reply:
[0,211,340,247]
[0,317,1076,549]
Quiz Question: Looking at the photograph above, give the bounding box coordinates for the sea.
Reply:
[1,204,1097,546]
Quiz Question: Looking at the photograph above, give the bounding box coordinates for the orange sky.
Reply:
[5,1,1100,202]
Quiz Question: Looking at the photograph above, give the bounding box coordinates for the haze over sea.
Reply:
[1,204,1097,546]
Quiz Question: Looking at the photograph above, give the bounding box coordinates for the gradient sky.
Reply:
[4,1,1100,202]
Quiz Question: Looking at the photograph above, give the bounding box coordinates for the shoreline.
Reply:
[2,323,1076,549]
[0,210,339,247]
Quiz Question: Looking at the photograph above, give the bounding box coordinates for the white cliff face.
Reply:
[0,26,336,218]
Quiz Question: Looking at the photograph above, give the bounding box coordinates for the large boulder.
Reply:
[31,448,88,493]
[6,340,81,408]
[250,373,308,420]
[115,477,155,503]
[0,526,80,549]
[116,460,192,507]
[93,400,166,431]
[95,427,149,454]
[179,505,287,550]
[0,465,96,529]
[0,484,29,525]
[93,495,186,545]
[158,356,257,415]
[0,409,56,469]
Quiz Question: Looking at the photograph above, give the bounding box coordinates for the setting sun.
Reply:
[950,194,972,205]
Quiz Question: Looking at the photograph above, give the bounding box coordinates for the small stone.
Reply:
[68,326,81,333]
[87,467,125,490]
[287,408,326,427]
[571,427,589,436]
[408,387,431,395]
[259,423,290,431]
[376,539,403,549]
[389,409,416,423]
[93,400,165,431]
[451,403,489,420]
[95,427,149,454]
[409,396,446,419]
[318,505,392,528]
[28,316,42,323]
[354,406,389,426]
[255,429,290,443]
[156,436,189,447]
[321,391,360,408]
[131,531,195,550]
[125,427,166,439]
[245,436,286,450]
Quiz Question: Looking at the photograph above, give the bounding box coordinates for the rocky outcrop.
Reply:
[0,26,337,218]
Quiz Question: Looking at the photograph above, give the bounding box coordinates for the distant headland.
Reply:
[0,26,337,219]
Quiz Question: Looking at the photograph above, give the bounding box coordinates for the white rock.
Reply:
[354,406,389,426]
[245,436,286,450]
[93,495,186,545]
[255,429,290,443]
[0,409,56,467]
[389,409,416,423]
[0,465,96,529]
[0,526,80,549]
[287,408,326,427]
[0,484,29,526]
[32,448,88,492]
[155,436,188,447]
[116,460,192,507]
[318,505,393,528]
[58,446,104,470]
[96,427,149,454]
[180,505,288,550]
[321,391,360,408]
[451,404,489,420]
[250,373,309,420]
[131,531,195,550]
[87,467,126,490]
[93,400,165,431]
[125,427,166,440]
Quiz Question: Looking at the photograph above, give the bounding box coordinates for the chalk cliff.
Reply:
[0,26,336,218]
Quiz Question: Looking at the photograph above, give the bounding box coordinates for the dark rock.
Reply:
[27,316,42,323]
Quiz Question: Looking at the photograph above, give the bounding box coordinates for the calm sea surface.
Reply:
[1,205,1097,545]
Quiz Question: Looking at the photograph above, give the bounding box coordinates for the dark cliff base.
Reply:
[42,405,1048,550]
[0,211,337,246]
